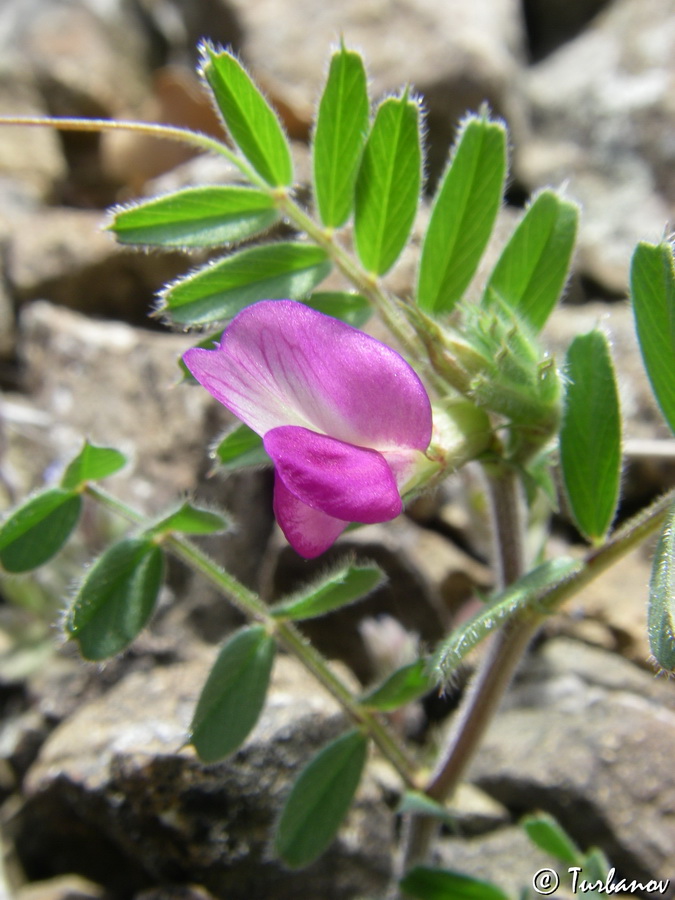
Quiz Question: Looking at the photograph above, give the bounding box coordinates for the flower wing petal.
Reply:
[273,476,349,559]
[183,300,431,448]
[264,426,403,523]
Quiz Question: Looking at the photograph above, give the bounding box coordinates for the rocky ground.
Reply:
[0,0,674,897]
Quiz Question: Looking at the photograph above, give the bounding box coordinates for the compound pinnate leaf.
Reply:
[109,186,279,248]
[648,502,675,671]
[275,729,367,868]
[435,558,580,682]
[190,625,275,762]
[66,538,164,660]
[630,241,675,435]
[313,45,369,228]
[0,489,82,573]
[61,440,127,490]
[161,243,331,326]
[200,44,293,187]
[400,867,510,900]
[270,563,384,621]
[560,331,621,542]
[485,189,578,331]
[354,91,422,275]
[417,115,507,314]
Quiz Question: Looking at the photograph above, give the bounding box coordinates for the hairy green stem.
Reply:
[84,484,418,786]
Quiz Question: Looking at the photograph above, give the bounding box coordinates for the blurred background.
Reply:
[0,1,674,898]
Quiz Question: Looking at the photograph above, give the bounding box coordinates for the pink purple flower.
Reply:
[183,300,432,558]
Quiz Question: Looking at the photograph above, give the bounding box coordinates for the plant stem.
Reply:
[0,116,268,189]
[397,465,528,877]
[397,483,675,883]
[281,197,420,338]
[84,484,419,786]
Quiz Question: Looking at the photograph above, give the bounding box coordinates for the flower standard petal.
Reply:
[183,300,432,450]
[273,476,349,559]
[264,426,402,523]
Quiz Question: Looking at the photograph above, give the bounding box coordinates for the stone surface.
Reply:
[467,638,675,886]
[15,301,209,511]
[6,208,189,325]
[523,0,612,61]
[225,0,528,182]
[437,825,566,899]
[0,0,152,116]
[12,874,105,900]
[6,652,392,900]
[519,0,675,293]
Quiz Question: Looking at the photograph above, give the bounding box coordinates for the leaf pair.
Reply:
[417,114,577,337]
[0,441,126,574]
[190,633,367,870]
[67,500,228,661]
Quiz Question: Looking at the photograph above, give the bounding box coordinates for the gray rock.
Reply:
[0,0,152,116]
[6,208,188,325]
[467,638,675,887]
[436,825,567,899]
[523,0,612,61]
[7,652,392,900]
[224,0,528,182]
[11,299,275,614]
[15,301,210,511]
[0,73,67,199]
[12,873,105,900]
[519,0,675,293]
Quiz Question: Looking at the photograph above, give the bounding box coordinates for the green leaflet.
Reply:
[146,502,229,538]
[109,186,279,248]
[560,331,621,542]
[61,440,127,490]
[313,45,369,228]
[484,190,578,331]
[213,422,270,471]
[360,659,432,711]
[270,563,384,621]
[201,44,293,187]
[354,91,422,275]
[274,729,367,868]
[190,625,276,762]
[521,813,581,866]
[400,867,510,900]
[66,538,165,660]
[0,489,82,573]
[630,241,675,435]
[160,243,331,326]
[648,502,675,671]
[417,115,507,314]
[435,558,580,682]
